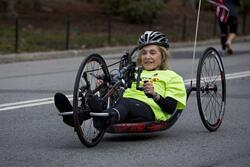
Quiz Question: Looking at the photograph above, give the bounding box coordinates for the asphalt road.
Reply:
[0,44,250,167]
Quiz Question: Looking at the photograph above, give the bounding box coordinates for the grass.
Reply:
[0,25,140,54]
[0,26,16,53]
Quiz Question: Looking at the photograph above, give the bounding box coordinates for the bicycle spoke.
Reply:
[73,54,109,147]
[197,48,226,131]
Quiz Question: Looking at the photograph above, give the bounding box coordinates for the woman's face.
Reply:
[140,45,162,70]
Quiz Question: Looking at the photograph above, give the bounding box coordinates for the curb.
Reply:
[0,46,135,64]
[1,36,250,64]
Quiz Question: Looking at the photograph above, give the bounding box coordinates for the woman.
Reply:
[54,31,187,129]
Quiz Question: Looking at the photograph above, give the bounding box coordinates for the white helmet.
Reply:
[138,31,169,49]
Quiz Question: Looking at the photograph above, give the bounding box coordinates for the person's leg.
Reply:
[226,16,238,54]
[124,98,155,123]
[225,33,236,54]
[54,93,88,127]
[225,16,238,54]
[87,94,113,129]
[105,98,155,124]
[87,97,155,129]
[227,33,236,42]
[218,21,228,51]
[86,94,106,113]
[54,92,74,127]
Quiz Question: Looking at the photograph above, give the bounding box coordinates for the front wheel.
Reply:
[73,53,110,147]
[196,47,226,131]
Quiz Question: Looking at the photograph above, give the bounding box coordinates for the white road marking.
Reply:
[0,95,72,111]
[0,71,250,112]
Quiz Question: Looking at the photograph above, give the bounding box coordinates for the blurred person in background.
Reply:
[218,0,240,55]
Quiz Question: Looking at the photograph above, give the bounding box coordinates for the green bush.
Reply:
[240,0,250,14]
[0,26,16,53]
[99,0,165,23]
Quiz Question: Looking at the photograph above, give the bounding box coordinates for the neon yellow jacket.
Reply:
[123,70,186,121]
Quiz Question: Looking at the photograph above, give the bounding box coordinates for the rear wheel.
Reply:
[73,53,110,147]
[196,47,226,131]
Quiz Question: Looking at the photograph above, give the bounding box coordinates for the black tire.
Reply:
[73,53,110,147]
[196,47,226,131]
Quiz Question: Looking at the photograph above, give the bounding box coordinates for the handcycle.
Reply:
[61,46,226,147]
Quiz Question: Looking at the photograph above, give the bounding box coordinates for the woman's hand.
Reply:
[143,81,155,95]
[143,80,160,100]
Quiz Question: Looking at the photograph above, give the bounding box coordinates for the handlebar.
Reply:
[135,66,143,91]
[111,46,149,92]
[134,67,153,98]
[109,46,154,98]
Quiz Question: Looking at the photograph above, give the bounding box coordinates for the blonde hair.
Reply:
[136,45,170,70]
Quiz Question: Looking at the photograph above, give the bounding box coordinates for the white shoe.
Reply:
[225,41,233,55]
